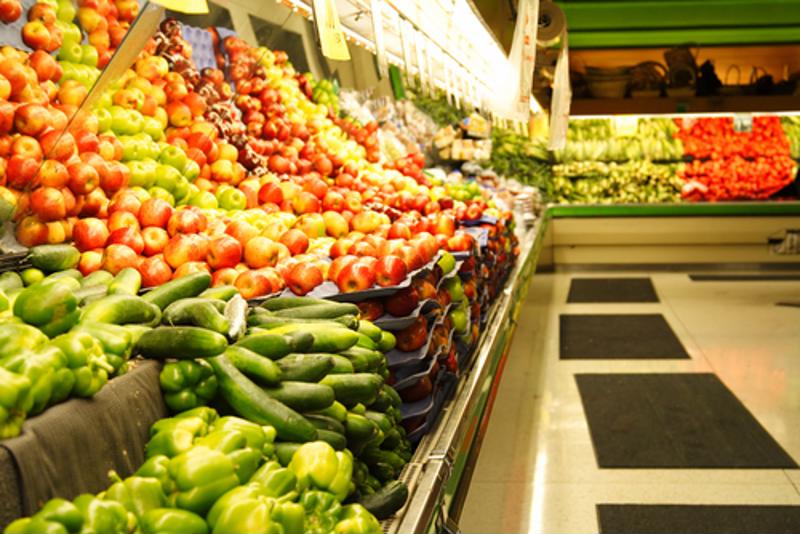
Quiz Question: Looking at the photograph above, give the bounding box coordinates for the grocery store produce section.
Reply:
[0,0,798,532]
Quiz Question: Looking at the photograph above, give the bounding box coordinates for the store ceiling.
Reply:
[475,0,800,50]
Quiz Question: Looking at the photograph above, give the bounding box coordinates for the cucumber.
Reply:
[45,269,82,282]
[208,354,317,443]
[329,355,354,374]
[81,270,114,288]
[108,267,142,296]
[272,302,360,320]
[74,321,132,356]
[135,326,228,359]
[340,347,385,371]
[315,428,347,450]
[261,296,331,311]
[345,412,379,442]
[339,352,369,372]
[304,414,345,435]
[270,324,359,353]
[73,284,108,305]
[0,272,22,292]
[364,410,392,433]
[312,401,347,422]
[358,481,409,520]
[81,294,161,326]
[248,312,359,330]
[378,331,396,352]
[225,346,282,386]
[142,272,211,310]
[29,244,80,272]
[235,333,295,360]
[381,427,402,450]
[262,381,335,412]
[163,298,229,334]
[276,353,334,382]
[199,285,238,301]
[320,373,384,407]
[355,333,378,350]
[275,442,303,466]
[382,384,402,407]
[357,320,382,343]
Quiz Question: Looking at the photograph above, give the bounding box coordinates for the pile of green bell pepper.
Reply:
[13,278,79,338]
[159,360,218,413]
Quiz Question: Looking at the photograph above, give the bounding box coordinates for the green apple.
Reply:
[437,251,456,275]
[155,164,181,193]
[95,108,112,132]
[57,40,83,64]
[128,187,151,203]
[217,187,247,211]
[449,308,468,334]
[143,117,164,141]
[148,187,175,206]
[158,145,188,171]
[120,137,144,162]
[443,277,464,302]
[182,159,200,182]
[81,45,98,68]
[127,161,156,188]
[189,190,218,209]
[97,91,113,110]
[127,110,144,135]
[172,178,191,204]
[57,1,76,22]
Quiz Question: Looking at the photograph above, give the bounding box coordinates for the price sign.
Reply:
[734,113,753,133]
[312,0,351,61]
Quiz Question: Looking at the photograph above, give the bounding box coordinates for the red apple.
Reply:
[350,210,382,233]
[447,232,474,252]
[349,241,377,258]
[142,226,169,256]
[279,228,309,255]
[212,267,239,287]
[329,237,354,259]
[207,234,242,270]
[234,269,272,299]
[258,182,283,205]
[400,246,425,271]
[15,214,48,247]
[285,262,323,296]
[107,227,144,255]
[225,220,259,247]
[139,255,173,287]
[29,186,65,222]
[37,159,69,188]
[108,190,141,216]
[6,155,39,189]
[244,236,280,269]
[14,103,49,136]
[292,191,320,214]
[172,261,211,279]
[39,130,75,162]
[78,249,103,276]
[72,217,109,251]
[384,286,420,316]
[108,209,139,232]
[139,198,173,228]
[328,255,358,282]
[67,161,99,195]
[0,0,22,23]
[167,208,207,236]
[375,255,408,287]
[336,260,375,293]
[322,191,345,211]
[102,243,138,275]
[388,221,412,240]
[396,316,428,351]
[322,211,348,238]
[434,214,456,237]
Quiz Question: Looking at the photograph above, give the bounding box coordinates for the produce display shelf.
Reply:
[384,218,547,534]
[547,201,800,218]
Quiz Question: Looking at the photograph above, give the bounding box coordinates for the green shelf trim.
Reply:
[561,0,800,31]
[546,202,800,217]
[568,26,800,48]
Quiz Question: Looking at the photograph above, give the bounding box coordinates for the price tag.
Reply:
[312,0,351,61]
[150,0,207,13]
[734,113,753,133]
[369,0,388,77]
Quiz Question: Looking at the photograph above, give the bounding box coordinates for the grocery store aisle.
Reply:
[460,271,800,533]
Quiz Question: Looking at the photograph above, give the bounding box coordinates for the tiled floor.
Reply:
[460,271,800,533]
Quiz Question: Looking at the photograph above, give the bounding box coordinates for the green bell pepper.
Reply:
[334,504,382,534]
[5,498,85,534]
[0,346,67,416]
[228,447,263,484]
[135,455,176,495]
[173,406,218,424]
[206,484,263,529]
[73,322,133,373]
[167,446,240,516]
[139,508,208,534]
[193,429,247,454]
[72,494,131,534]
[250,460,297,499]
[211,496,283,534]
[271,501,305,534]
[102,471,166,520]
[290,442,353,500]
[211,416,274,454]
[0,323,48,359]
[13,279,79,338]
[4,517,68,534]
[300,491,343,534]
[0,367,31,439]
[49,331,112,398]
[159,360,218,413]
[146,414,211,458]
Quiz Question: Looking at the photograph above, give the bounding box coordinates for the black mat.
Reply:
[560,314,689,359]
[690,274,800,281]
[598,504,800,534]
[576,373,797,468]
[567,278,659,303]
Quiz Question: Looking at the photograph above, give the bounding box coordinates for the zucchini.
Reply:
[320,373,384,407]
[209,354,317,442]
[225,346,282,386]
[270,324,359,353]
[358,481,409,520]
[275,442,303,466]
[199,285,238,301]
[81,294,161,326]
[163,298,229,334]
[304,414,345,435]
[272,302,359,320]
[29,244,80,272]
[108,267,142,296]
[248,312,358,330]
[357,320,382,342]
[315,428,347,450]
[261,296,330,310]
[81,270,114,288]
[135,326,228,359]
[142,272,211,310]
[262,381,335,412]
[329,355,354,374]
[276,353,334,382]
[236,333,295,360]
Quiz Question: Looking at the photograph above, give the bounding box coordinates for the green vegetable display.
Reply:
[552,160,684,204]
